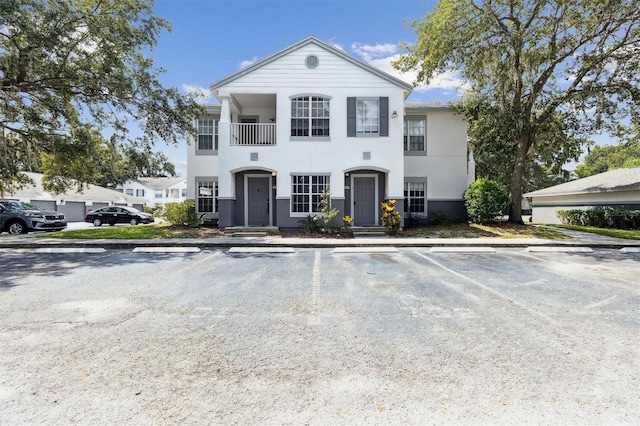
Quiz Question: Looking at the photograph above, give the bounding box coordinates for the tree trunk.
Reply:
[508,133,529,224]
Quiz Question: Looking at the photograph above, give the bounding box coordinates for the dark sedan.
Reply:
[85,206,155,226]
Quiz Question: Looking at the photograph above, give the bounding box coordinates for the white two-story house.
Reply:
[117,177,188,209]
[187,36,471,229]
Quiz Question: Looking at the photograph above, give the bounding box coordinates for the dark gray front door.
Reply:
[247,177,270,226]
[353,177,376,226]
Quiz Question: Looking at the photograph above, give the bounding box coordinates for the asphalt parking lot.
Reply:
[0,247,638,424]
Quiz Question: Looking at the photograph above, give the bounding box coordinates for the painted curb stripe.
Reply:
[526,247,593,253]
[133,247,201,253]
[333,247,398,253]
[429,247,496,253]
[228,247,295,253]
[620,247,640,253]
[2,248,107,254]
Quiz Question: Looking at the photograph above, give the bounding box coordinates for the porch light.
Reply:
[271,171,277,176]
[391,111,398,119]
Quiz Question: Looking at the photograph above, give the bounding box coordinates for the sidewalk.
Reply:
[1,228,639,249]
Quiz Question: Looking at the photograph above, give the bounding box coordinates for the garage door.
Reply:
[58,201,86,222]
[31,200,56,211]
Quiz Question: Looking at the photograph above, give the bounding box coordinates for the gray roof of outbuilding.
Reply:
[524,166,640,198]
[134,177,186,190]
[8,173,146,204]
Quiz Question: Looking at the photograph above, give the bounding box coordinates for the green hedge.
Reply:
[556,208,640,229]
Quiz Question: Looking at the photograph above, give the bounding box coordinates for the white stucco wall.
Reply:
[214,43,407,200]
[404,112,469,200]
[530,190,640,223]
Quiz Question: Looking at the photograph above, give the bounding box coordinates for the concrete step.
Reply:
[231,231,268,238]
[353,231,387,238]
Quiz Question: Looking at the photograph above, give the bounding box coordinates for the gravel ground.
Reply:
[0,248,638,424]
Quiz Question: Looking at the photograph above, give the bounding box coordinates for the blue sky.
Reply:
[149,0,465,176]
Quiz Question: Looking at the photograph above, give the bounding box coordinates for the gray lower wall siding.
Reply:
[276,199,297,229]
[232,173,246,226]
[427,200,467,223]
[275,198,347,230]
[217,199,235,228]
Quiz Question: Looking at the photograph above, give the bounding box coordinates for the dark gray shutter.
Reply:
[379,97,389,137]
[347,97,356,137]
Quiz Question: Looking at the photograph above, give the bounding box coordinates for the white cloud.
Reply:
[182,84,213,103]
[351,42,398,62]
[239,56,258,69]
[351,44,470,96]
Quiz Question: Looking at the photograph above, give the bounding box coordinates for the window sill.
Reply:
[290,137,331,142]
[404,151,427,157]
[196,150,218,156]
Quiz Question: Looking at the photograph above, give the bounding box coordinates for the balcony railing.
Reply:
[230,123,277,146]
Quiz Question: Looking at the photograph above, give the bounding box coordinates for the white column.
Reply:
[218,96,234,198]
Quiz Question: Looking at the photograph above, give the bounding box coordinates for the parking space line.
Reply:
[308,251,322,326]
[414,251,560,327]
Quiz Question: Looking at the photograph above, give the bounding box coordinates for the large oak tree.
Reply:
[0,0,203,195]
[395,0,640,223]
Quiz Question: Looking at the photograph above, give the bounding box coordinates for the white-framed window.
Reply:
[356,98,379,135]
[197,180,217,213]
[197,117,217,151]
[291,175,329,214]
[155,190,163,199]
[181,189,187,198]
[125,189,133,196]
[291,96,330,137]
[404,181,426,214]
[404,118,425,152]
[169,189,179,198]
[136,189,145,197]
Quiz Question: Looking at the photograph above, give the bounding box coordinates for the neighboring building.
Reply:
[118,177,188,209]
[524,166,640,224]
[187,36,472,228]
[5,172,146,221]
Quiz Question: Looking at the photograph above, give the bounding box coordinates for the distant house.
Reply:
[187,36,472,228]
[5,172,146,221]
[118,177,187,208]
[524,166,640,224]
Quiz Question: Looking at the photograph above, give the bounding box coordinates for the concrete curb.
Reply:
[1,236,640,250]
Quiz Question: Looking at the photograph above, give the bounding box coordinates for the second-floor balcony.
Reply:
[230,123,277,146]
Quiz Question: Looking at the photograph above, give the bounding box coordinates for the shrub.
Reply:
[161,201,202,227]
[316,189,341,234]
[381,199,402,234]
[557,208,640,229]
[431,210,447,225]
[298,215,319,235]
[463,178,509,223]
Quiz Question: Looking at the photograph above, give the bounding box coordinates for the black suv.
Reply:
[0,199,67,234]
